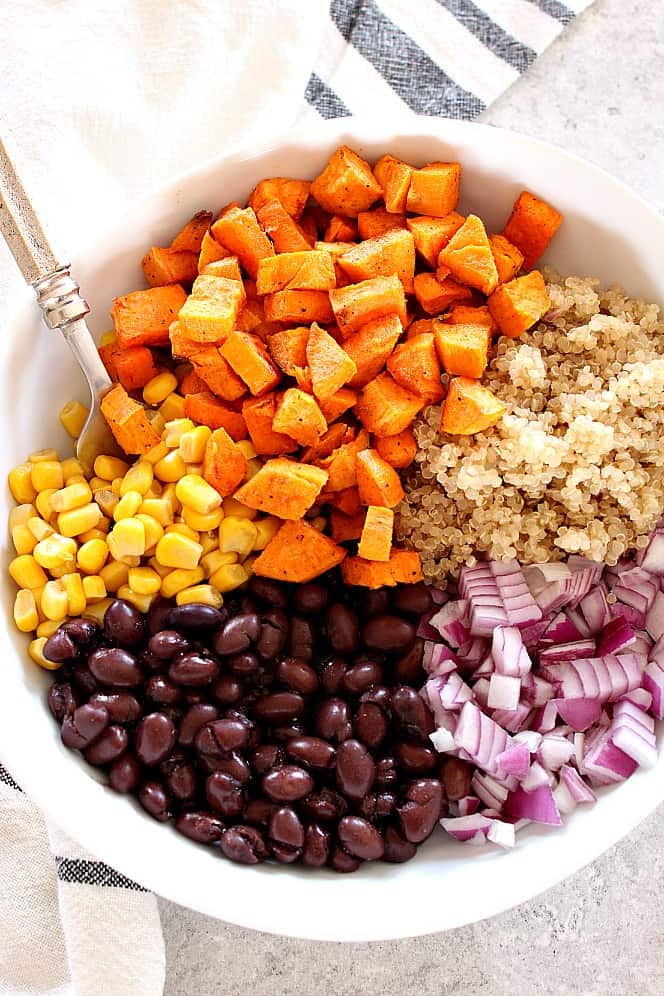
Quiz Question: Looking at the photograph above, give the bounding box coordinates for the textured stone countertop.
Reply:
[160,2,664,992]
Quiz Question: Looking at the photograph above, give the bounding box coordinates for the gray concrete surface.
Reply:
[159,2,664,992]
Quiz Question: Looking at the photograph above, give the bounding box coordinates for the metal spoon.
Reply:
[0,133,119,474]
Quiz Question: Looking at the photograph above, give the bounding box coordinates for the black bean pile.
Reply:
[43,573,471,871]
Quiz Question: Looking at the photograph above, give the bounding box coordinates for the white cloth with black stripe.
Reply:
[1,1,591,993]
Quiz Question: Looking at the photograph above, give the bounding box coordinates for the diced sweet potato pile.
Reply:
[101,146,562,586]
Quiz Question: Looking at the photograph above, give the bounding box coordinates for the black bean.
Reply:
[287,616,316,662]
[292,582,329,615]
[353,702,389,748]
[268,807,304,862]
[212,675,244,705]
[362,615,415,653]
[262,765,313,802]
[244,798,279,828]
[256,609,289,661]
[393,639,425,685]
[441,758,472,801]
[88,692,142,725]
[251,744,284,774]
[394,741,437,775]
[212,614,261,655]
[71,665,98,697]
[61,703,109,749]
[84,725,129,765]
[397,779,443,844]
[227,652,260,676]
[47,682,77,723]
[195,720,237,765]
[342,662,382,696]
[61,618,99,650]
[383,824,417,863]
[178,703,220,747]
[364,589,391,616]
[357,791,397,822]
[248,577,288,608]
[360,684,392,712]
[319,657,348,695]
[221,825,268,864]
[145,675,182,706]
[138,781,172,822]
[147,597,174,635]
[104,599,145,648]
[301,823,330,867]
[254,692,305,724]
[168,652,219,687]
[335,739,376,802]
[272,721,307,742]
[44,629,78,663]
[167,604,225,631]
[108,753,141,793]
[301,788,348,823]
[176,810,225,844]
[205,753,252,784]
[391,686,435,741]
[325,603,359,655]
[135,713,176,766]
[277,658,319,695]
[161,754,197,801]
[328,846,361,872]
[338,815,384,860]
[206,772,244,818]
[209,718,250,752]
[314,697,352,743]
[392,583,433,617]
[88,647,143,688]
[285,736,336,770]
[375,757,398,787]
[148,630,189,660]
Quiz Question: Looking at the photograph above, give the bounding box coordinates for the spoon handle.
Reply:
[0,133,59,284]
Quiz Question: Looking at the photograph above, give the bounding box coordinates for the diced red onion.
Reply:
[597,616,636,655]
[513,730,543,753]
[644,590,664,642]
[564,606,592,638]
[423,641,457,677]
[559,764,596,804]
[495,742,530,779]
[541,611,586,644]
[611,701,658,768]
[454,702,511,775]
[642,660,664,719]
[429,600,471,649]
[519,616,554,649]
[521,674,556,706]
[554,697,602,732]
[504,784,562,825]
[521,761,550,792]
[613,567,658,615]
[486,820,516,849]
[487,673,521,711]
[610,600,645,630]
[426,585,449,605]
[491,625,532,677]
[472,677,490,708]
[471,771,510,809]
[537,732,575,770]
[543,653,643,704]
[539,639,596,665]
[530,700,558,732]
[636,529,664,575]
[581,727,638,785]
[429,727,456,753]
[578,584,611,634]
[491,703,533,733]
[457,637,489,669]
[620,687,652,711]
[440,814,514,848]
[417,609,446,642]
[455,796,481,817]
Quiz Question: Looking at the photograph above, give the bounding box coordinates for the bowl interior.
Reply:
[1,116,664,942]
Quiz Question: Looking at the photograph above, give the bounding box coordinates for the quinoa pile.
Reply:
[398,271,664,582]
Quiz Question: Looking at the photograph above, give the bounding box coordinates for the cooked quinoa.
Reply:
[398,271,664,582]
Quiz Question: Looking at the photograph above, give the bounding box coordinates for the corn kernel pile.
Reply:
[8,380,286,669]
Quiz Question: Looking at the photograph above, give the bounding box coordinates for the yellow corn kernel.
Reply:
[166,522,200,542]
[245,459,262,482]
[33,534,77,569]
[237,439,258,461]
[82,575,107,602]
[143,371,178,406]
[156,531,202,570]
[59,400,89,439]
[9,503,36,531]
[8,464,37,504]
[30,461,64,493]
[77,538,108,574]
[143,440,170,466]
[161,483,181,513]
[29,448,59,463]
[219,517,258,559]
[111,477,124,496]
[82,597,113,624]
[78,528,108,544]
[109,517,146,558]
[182,506,223,531]
[159,393,186,422]
[88,476,107,492]
[161,567,205,598]
[163,418,194,449]
[145,482,163,499]
[242,554,257,577]
[95,513,113,535]
[200,532,219,555]
[9,554,48,589]
[61,457,85,482]
[147,411,166,436]
[135,513,164,552]
[116,584,157,613]
[94,455,129,481]
[65,476,89,487]
[29,636,61,670]
[311,516,327,532]
[185,464,204,477]
[49,563,78,579]
[139,498,174,528]
[127,566,162,595]
[94,488,119,518]
[113,490,143,521]
[179,425,211,464]
[148,557,172,579]
[209,563,248,593]
[175,474,222,515]
[50,481,93,513]
[201,549,238,575]
[35,488,57,521]
[27,517,55,541]
[253,517,281,551]
[154,450,187,483]
[57,503,102,538]
[41,579,69,621]
[176,584,224,608]
[36,618,62,638]
[99,560,129,592]
[13,589,39,632]
[99,329,116,347]
[62,572,86,615]
[222,496,257,520]
[12,524,37,555]
[120,461,154,496]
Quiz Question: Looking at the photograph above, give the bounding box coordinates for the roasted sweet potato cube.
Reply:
[323,486,362,517]
[406,163,461,217]
[242,393,298,455]
[219,330,281,396]
[211,206,275,279]
[356,449,405,508]
[263,289,334,324]
[355,372,423,437]
[101,384,161,455]
[190,347,247,402]
[268,326,310,375]
[198,230,231,272]
[434,322,491,379]
[301,422,353,463]
[318,387,357,424]
[386,333,443,403]
[487,270,550,339]
[234,459,328,520]
[373,154,414,214]
[375,428,417,468]
[292,365,313,393]
[413,272,472,316]
[489,234,524,284]
[331,509,366,544]
[178,275,245,343]
[306,323,357,402]
[112,285,187,349]
[407,213,465,268]
[342,549,423,588]
[202,428,248,496]
[183,392,247,439]
[358,505,394,562]
[317,430,370,492]
[253,519,346,583]
[444,304,497,334]
[248,178,311,220]
[344,314,402,389]
[441,377,506,435]
[330,274,406,335]
[179,370,207,395]
[256,250,336,295]
[169,321,204,360]
[406,318,435,339]
[236,298,265,333]
[256,198,313,253]
[202,256,243,281]
[339,229,415,294]
[272,388,327,447]
[171,211,214,253]
[299,209,322,244]
[357,207,408,241]
[325,215,359,242]
[99,344,158,391]
[438,214,499,295]
[310,145,382,217]
[142,247,198,287]
[502,191,563,270]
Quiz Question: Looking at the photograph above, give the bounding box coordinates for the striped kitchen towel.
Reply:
[304,0,593,121]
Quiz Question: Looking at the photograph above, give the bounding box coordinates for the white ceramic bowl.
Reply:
[2,116,664,942]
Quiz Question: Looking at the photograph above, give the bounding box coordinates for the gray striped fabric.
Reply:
[305,0,592,120]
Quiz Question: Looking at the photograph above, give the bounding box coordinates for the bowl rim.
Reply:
[3,113,664,942]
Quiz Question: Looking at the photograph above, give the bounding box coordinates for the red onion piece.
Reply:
[504,784,562,826]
